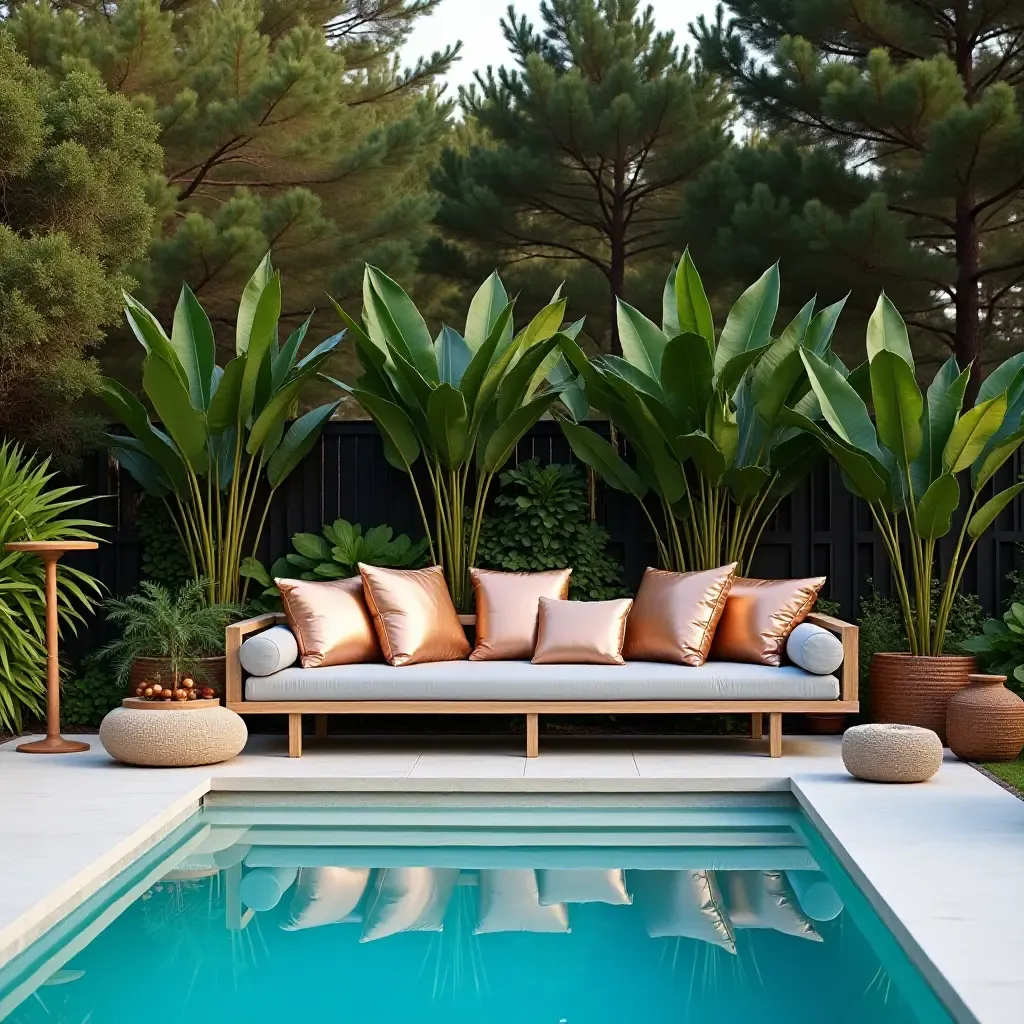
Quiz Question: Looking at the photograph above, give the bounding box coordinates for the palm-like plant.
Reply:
[101,254,345,605]
[101,580,243,687]
[0,442,103,731]
[790,294,1024,655]
[556,251,845,572]
[332,267,585,608]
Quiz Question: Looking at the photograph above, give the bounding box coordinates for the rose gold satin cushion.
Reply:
[531,597,633,665]
[710,576,826,666]
[277,577,380,668]
[624,564,737,666]
[469,568,572,661]
[358,564,470,666]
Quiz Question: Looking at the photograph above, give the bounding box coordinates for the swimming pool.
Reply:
[0,793,954,1023]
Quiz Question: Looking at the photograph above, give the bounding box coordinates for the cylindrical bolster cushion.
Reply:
[239,866,298,912]
[786,622,844,675]
[239,625,298,676]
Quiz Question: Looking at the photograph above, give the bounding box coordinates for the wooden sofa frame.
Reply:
[225,612,858,759]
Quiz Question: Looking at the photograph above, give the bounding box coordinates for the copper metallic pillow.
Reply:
[469,567,571,661]
[277,577,380,668]
[623,564,737,666]
[710,576,826,666]
[531,597,633,666]
[358,563,470,666]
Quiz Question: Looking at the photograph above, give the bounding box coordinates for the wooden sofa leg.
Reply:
[314,714,328,740]
[526,713,539,758]
[751,712,763,740]
[768,713,782,758]
[288,713,303,758]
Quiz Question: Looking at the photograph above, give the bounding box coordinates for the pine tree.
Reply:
[0,29,161,458]
[5,0,459,357]
[695,0,1024,371]
[430,0,730,353]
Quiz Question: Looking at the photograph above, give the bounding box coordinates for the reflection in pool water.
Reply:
[0,795,952,1023]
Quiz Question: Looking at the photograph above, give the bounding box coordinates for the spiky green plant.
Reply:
[0,442,103,732]
[100,581,243,687]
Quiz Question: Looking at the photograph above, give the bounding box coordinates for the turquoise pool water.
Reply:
[0,794,953,1023]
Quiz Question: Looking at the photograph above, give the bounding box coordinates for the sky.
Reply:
[403,0,718,95]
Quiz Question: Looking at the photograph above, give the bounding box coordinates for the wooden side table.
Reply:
[5,540,98,754]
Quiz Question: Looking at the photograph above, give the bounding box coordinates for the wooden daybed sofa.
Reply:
[225,612,858,759]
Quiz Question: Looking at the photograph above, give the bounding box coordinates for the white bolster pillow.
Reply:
[239,625,298,676]
[786,622,844,675]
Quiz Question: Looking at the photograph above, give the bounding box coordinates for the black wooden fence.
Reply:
[63,419,1024,657]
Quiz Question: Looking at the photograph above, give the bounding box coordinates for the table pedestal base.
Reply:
[16,735,90,754]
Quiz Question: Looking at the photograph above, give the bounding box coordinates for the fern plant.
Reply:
[241,519,429,611]
[0,442,102,732]
[100,581,243,686]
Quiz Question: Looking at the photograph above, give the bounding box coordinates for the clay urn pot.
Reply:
[946,674,1024,762]
[871,653,976,745]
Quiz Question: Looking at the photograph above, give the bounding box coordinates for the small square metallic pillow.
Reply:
[532,596,633,665]
[358,563,470,666]
[277,577,379,668]
[469,567,571,661]
[710,576,826,666]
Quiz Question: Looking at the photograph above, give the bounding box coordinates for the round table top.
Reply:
[5,540,99,553]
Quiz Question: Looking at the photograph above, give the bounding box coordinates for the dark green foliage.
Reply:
[963,603,1024,697]
[694,0,1024,372]
[63,652,123,728]
[475,461,627,600]
[101,581,243,685]
[241,520,429,611]
[0,28,161,459]
[430,0,729,353]
[137,497,191,589]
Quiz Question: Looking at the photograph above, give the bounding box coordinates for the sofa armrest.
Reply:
[805,612,858,702]
[226,613,287,704]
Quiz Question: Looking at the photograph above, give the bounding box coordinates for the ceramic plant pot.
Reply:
[946,674,1024,762]
[870,653,976,745]
[129,655,227,698]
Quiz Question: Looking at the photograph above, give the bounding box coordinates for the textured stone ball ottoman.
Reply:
[841,723,943,783]
[100,700,247,767]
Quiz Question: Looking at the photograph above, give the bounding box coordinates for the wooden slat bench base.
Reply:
[225,700,860,758]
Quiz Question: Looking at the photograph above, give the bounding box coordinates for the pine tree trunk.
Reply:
[953,190,980,376]
[608,160,626,357]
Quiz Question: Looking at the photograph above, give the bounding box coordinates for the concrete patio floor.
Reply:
[1,731,1022,1024]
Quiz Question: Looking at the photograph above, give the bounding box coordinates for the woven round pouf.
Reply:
[100,701,247,767]
[841,724,943,783]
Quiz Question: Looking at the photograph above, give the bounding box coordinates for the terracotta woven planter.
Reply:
[871,652,976,745]
[129,656,227,698]
[946,674,1024,762]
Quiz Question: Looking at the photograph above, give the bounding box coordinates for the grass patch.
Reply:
[981,756,1024,795]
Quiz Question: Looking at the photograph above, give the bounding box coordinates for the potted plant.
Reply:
[555,251,844,573]
[788,293,1024,739]
[333,267,585,609]
[101,253,345,605]
[101,581,243,698]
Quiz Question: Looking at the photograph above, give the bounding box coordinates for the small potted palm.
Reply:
[787,294,1024,740]
[102,581,243,701]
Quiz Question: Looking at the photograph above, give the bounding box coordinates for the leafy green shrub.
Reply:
[137,496,191,588]
[475,461,627,600]
[241,520,430,611]
[63,652,123,727]
[963,604,1024,696]
[0,442,103,732]
[101,581,243,686]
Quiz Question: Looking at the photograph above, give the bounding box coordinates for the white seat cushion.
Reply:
[244,659,839,701]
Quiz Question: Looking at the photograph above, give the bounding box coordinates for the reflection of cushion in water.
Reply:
[536,869,632,906]
[475,870,569,934]
[720,871,821,941]
[281,867,371,931]
[786,870,844,922]
[240,866,298,912]
[360,867,460,942]
[631,870,735,952]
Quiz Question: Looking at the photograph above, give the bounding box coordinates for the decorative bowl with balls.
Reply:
[133,675,218,703]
